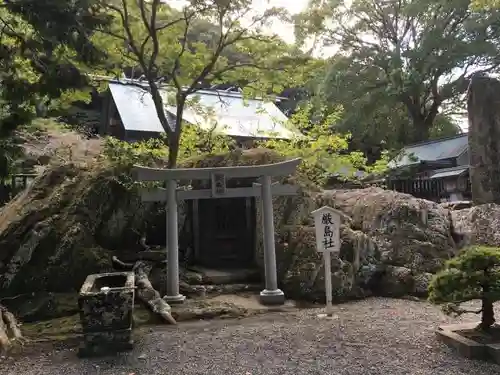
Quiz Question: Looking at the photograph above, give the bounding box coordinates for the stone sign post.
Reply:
[311,206,342,318]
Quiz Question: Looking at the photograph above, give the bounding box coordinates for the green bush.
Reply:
[428,246,500,331]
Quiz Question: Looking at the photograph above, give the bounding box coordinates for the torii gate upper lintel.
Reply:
[132,157,302,306]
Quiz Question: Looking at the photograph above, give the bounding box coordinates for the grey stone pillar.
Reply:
[164,179,185,304]
[259,175,285,305]
[468,74,500,205]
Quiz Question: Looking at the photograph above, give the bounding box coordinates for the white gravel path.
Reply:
[2,298,500,375]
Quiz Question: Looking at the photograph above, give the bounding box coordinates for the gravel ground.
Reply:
[2,298,500,375]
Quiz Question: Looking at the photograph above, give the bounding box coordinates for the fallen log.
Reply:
[111,257,176,325]
[0,304,25,353]
[111,255,135,270]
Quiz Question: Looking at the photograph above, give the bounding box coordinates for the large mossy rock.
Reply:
[263,187,457,301]
[0,164,161,297]
[321,188,456,273]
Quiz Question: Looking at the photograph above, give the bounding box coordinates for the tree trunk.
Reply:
[168,132,180,169]
[167,96,186,169]
[410,117,432,143]
[111,257,176,325]
[480,297,495,331]
[403,96,439,144]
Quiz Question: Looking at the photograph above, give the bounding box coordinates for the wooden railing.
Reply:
[386,178,446,202]
[0,173,37,206]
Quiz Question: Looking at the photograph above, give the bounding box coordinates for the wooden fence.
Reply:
[386,178,445,201]
[0,174,37,206]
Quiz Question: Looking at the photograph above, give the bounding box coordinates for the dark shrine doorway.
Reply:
[192,197,256,269]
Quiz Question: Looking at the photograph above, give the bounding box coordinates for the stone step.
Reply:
[180,282,262,298]
[184,267,261,285]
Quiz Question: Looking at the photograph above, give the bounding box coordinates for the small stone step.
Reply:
[185,267,261,285]
[180,282,262,298]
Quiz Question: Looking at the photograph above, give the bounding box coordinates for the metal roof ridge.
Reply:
[404,132,468,149]
[107,79,287,101]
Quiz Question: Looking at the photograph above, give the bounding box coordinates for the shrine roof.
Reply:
[429,165,469,179]
[388,133,468,169]
[108,80,300,140]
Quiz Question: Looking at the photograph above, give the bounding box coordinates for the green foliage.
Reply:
[429,246,500,330]
[0,139,23,182]
[178,124,235,160]
[103,122,236,168]
[103,137,168,169]
[102,100,388,187]
[472,0,500,9]
[297,0,500,146]
[259,103,388,185]
[318,56,461,154]
[0,1,111,139]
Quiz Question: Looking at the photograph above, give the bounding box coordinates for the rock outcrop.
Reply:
[0,148,471,321]
[0,164,163,296]
[450,203,500,248]
[270,187,457,301]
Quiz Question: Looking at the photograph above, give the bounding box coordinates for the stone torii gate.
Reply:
[133,158,301,306]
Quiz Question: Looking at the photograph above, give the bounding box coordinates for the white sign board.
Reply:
[311,206,342,253]
[311,205,343,318]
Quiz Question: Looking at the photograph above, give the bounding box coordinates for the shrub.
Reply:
[428,246,500,331]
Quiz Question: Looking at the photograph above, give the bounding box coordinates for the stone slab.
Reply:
[486,343,500,365]
[436,322,500,363]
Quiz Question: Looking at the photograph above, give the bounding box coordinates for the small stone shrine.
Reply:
[77,272,135,357]
[134,157,301,305]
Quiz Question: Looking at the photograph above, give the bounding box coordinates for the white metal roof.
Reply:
[109,81,299,139]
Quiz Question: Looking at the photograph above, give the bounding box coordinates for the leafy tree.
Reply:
[429,246,500,331]
[93,0,304,168]
[0,1,111,179]
[319,55,461,155]
[295,0,500,143]
[472,0,500,9]
[0,1,110,135]
[259,103,388,185]
[103,122,234,170]
[103,100,388,186]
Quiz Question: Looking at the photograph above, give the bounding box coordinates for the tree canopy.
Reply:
[295,0,500,149]
[429,246,500,331]
[90,0,315,167]
[4,0,500,176]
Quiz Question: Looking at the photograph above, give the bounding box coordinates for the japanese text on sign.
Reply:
[321,213,336,250]
[311,206,341,253]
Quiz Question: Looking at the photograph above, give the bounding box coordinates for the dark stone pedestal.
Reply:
[78,272,135,357]
[436,322,500,364]
[78,329,134,357]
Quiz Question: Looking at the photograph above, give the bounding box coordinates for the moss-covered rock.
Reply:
[259,186,457,301]
[319,188,456,273]
[0,164,162,297]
